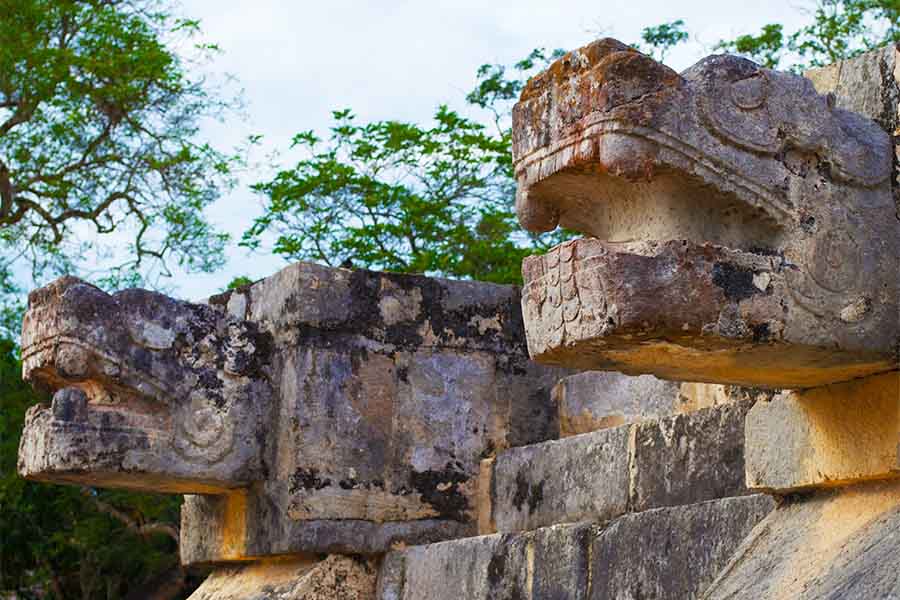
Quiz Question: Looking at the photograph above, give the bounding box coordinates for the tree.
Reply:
[0,338,202,600]
[244,53,566,285]
[638,19,690,61]
[711,0,899,69]
[0,0,238,292]
[0,1,232,597]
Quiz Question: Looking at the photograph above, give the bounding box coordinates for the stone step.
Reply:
[553,371,771,438]
[377,494,774,600]
[482,399,755,534]
[745,371,899,493]
[703,479,900,599]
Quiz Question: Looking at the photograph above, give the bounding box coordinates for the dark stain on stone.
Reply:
[512,470,530,511]
[487,551,506,587]
[752,322,771,342]
[712,262,759,302]
[409,463,471,522]
[290,468,332,493]
[512,469,545,515]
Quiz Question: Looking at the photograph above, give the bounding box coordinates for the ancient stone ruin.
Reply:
[16,39,900,599]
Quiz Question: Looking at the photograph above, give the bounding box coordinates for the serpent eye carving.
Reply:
[698,56,779,153]
[173,392,235,464]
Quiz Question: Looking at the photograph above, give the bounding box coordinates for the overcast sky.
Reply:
[172,0,811,300]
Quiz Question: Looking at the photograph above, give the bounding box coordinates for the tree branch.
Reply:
[80,488,180,545]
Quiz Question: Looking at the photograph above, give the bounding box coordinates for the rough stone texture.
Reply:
[554,371,765,438]
[630,398,755,513]
[16,276,273,494]
[704,479,900,599]
[378,524,589,600]
[17,263,567,558]
[554,371,680,436]
[806,43,900,219]
[491,423,631,533]
[488,401,754,533]
[746,372,900,492]
[514,40,899,388]
[591,495,775,600]
[188,555,377,600]
[378,495,773,600]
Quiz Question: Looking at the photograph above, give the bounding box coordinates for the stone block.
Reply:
[489,401,754,534]
[630,399,755,512]
[188,555,377,600]
[703,479,900,599]
[554,371,680,436]
[491,425,631,533]
[745,372,900,492]
[591,495,774,600]
[514,40,898,387]
[377,496,772,600]
[379,523,590,600]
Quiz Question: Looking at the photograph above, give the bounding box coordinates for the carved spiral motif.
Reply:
[172,391,235,464]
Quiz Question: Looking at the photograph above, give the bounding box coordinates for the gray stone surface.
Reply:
[17,263,567,559]
[806,43,899,218]
[488,400,755,534]
[704,479,900,600]
[591,495,775,600]
[514,39,899,388]
[491,424,631,533]
[16,276,273,494]
[630,399,755,512]
[378,495,773,600]
[554,371,681,436]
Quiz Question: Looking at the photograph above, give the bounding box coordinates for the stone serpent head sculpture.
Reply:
[514,39,899,388]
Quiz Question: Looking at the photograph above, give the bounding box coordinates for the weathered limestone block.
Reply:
[630,398,754,512]
[377,495,773,600]
[554,371,680,436]
[591,495,774,600]
[703,479,900,599]
[17,263,566,558]
[514,39,899,388]
[377,524,591,600]
[554,371,764,438]
[491,423,631,533]
[189,555,377,600]
[745,372,900,492]
[487,400,754,534]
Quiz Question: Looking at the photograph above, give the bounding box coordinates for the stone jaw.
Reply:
[513,38,899,387]
[17,276,272,493]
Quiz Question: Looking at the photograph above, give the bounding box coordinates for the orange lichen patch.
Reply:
[477,457,496,535]
[220,490,248,561]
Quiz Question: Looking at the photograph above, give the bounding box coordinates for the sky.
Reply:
[167,0,812,301]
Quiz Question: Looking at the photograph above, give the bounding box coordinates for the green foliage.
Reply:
[715,24,786,68]
[713,0,899,69]
[638,19,689,60]
[245,104,559,285]
[0,338,195,599]
[246,50,567,285]
[225,275,254,290]
[0,0,238,287]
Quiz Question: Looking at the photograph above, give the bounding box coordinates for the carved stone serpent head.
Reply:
[514,39,898,387]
